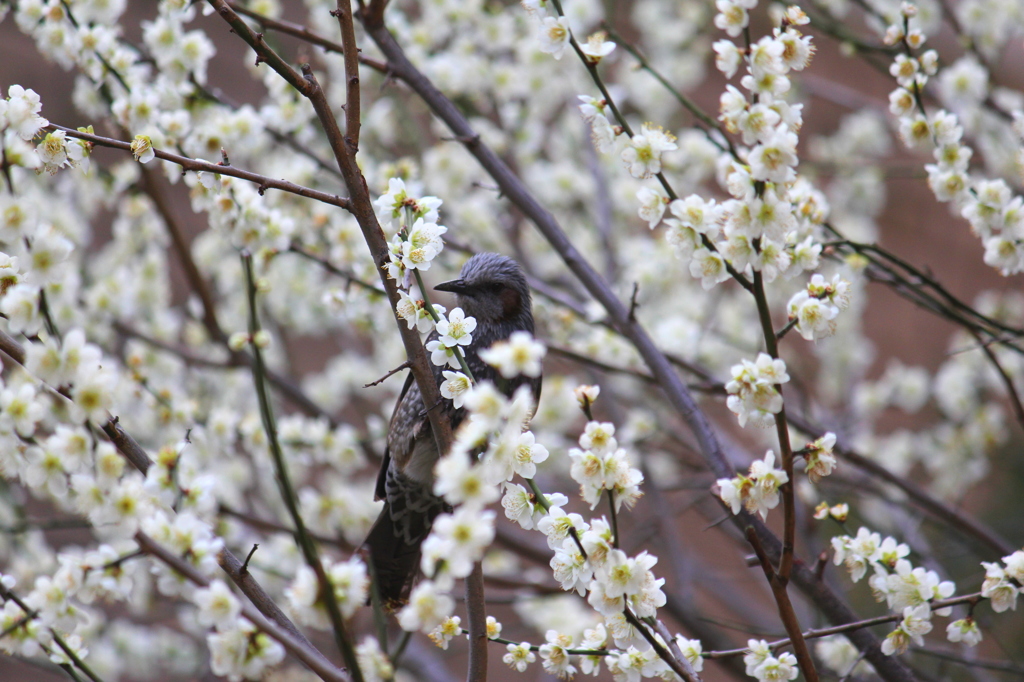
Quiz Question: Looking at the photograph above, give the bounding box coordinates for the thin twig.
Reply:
[363,360,410,388]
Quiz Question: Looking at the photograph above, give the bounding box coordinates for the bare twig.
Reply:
[464,562,488,682]
[333,0,362,152]
[363,360,410,388]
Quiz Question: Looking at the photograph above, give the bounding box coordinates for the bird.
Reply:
[363,252,540,608]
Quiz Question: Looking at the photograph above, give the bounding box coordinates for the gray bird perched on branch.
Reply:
[363,252,541,607]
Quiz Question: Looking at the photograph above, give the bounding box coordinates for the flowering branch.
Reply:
[240,251,363,681]
[134,531,350,682]
[47,124,351,209]
[745,526,819,681]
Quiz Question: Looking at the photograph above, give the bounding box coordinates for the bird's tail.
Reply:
[363,500,443,609]
[363,503,420,608]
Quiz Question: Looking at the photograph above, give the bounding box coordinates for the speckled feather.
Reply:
[363,253,541,607]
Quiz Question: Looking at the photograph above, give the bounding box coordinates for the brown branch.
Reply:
[622,609,694,681]
[225,0,387,72]
[47,124,350,209]
[134,531,349,682]
[745,528,819,682]
[652,619,702,682]
[705,591,984,659]
[207,0,452,472]
[750,269,797,583]
[0,328,27,364]
[334,0,362,153]
[464,562,488,682]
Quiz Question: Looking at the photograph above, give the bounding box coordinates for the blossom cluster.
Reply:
[881,4,1024,275]
[786,274,851,341]
[717,449,788,520]
[2,0,1024,677]
[724,352,790,428]
[744,638,799,682]
[980,549,1024,613]
[284,556,369,629]
[376,178,447,285]
[197,582,286,682]
[625,1,825,295]
[828,525,1002,655]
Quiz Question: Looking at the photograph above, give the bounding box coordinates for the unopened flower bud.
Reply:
[253,330,271,348]
[228,332,249,351]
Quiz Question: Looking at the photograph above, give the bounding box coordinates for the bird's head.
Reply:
[434,252,533,329]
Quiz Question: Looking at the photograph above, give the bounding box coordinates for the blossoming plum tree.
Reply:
[0,0,1023,681]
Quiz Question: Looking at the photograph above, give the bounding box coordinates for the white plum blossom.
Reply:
[717,450,789,520]
[752,652,799,681]
[398,581,454,633]
[480,331,545,378]
[537,16,571,59]
[396,290,445,334]
[207,618,285,681]
[193,580,241,631]
[881,604,933,655]
[621,123,677,179]
[803,432,838,482]
[503,642,536,672]
[427,508,495,579]
[374,178,442,227]
[715,0,754,37]
[981,562,1019,612]
[440,370,472,408]
[637,186,668,229]
[580,31,615,63]
[944,617,982,647]
[510,430,549,478]
[713,39,742,78]
[749,126,799,183]
[689,247,731,290]
[725,353,790,427]
[436,307,476,348]
[433,453,500,509]
[832,527,882,583]
[538,630,577,679]
[428,615,462,650]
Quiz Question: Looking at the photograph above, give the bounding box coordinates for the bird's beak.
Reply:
[434,278,473,295]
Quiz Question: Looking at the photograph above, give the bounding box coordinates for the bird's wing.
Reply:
[375,369,417,501]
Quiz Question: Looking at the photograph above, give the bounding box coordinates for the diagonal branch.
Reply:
[48,125,350,209]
